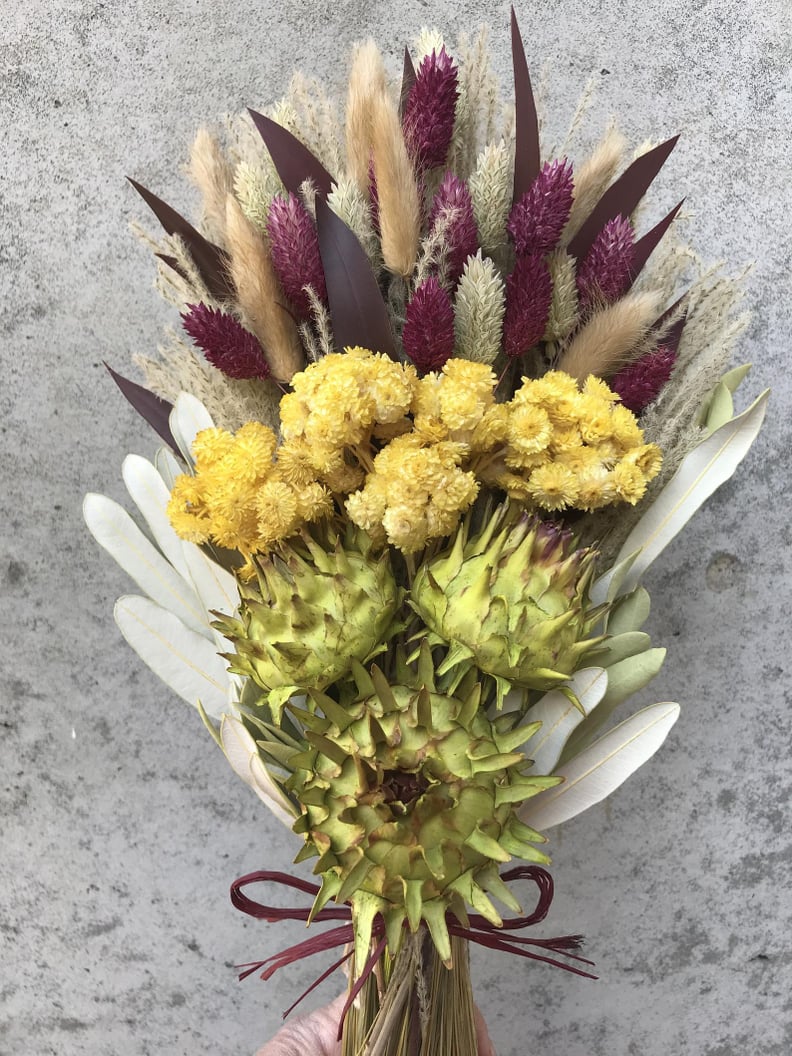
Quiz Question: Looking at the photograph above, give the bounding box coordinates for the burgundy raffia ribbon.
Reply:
[230,866,597,1029]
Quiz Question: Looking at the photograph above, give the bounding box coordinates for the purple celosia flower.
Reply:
[503,253,553,358]
[181,303,271,380]
[611,344,677,413]
[428,172,479,284]
[576,215,635,312]
[508,158,574,256]
[266,193,327,319]
[402,277,455,371]
[403,47,459,170]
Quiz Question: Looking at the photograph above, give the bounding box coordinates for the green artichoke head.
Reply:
[214,526,402,717]
[410,508,605,700]
[286,648,559,969]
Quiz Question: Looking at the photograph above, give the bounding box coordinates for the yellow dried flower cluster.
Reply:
[167,422,332,570]
[279,348,417,476]
[345,435,479,552]
[166,351,662,561]
[491,372,662,511]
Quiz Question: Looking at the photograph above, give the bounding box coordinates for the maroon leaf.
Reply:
[105,363,179,454]
[127,178,233,301]
[567,136,680,261]
[629,199,685,283]
[315,197,396,358]
[248,109,334,199]
[155,253,190,282]
[400,47,417,119]
[511,7,541,204]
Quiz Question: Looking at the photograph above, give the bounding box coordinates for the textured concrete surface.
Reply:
[2,1,791,1053]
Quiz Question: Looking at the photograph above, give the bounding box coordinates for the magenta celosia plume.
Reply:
[507,159,574,255]
[266,193,327,319]
[428,172,479,284]
[503,253,553,358]
[576,215,635,312]
[402,277,455,371]
[403,47,459,170]
[181,303,271,380]
[611,344,677,412]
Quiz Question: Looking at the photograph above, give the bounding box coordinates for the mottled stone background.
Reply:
[2,1,790,1053]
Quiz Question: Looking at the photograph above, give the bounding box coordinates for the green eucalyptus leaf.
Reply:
[607,586,651,635]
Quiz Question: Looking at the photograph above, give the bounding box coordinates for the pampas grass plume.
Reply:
[557,289,662,380]
[564,125,626,242]
[224,194,304,382]
[188,129,234,246]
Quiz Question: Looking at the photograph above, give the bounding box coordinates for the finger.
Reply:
[255,995,346,1056]
[474,1004,497,1056]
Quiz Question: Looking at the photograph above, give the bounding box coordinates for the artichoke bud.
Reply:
[213,527,403,718]
[411,507,606,698]
[285,647,560,966]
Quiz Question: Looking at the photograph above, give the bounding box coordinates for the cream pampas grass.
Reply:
[188,129,234,246]
[224,194,304,382]
[369,88,421,277]
[557,290,662,380]
[563,126,626,243]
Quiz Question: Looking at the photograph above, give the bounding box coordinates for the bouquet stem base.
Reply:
[341,932,477,1056]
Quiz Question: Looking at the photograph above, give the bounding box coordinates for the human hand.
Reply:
[256,995,496,1055]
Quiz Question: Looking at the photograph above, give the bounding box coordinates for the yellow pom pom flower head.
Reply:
[411,506,606,706]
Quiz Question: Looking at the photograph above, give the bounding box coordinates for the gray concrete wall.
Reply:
[2,1,790,1053]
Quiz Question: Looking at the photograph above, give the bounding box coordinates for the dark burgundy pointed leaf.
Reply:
[511,7,540,204]
[629,199,685,283]
[248,109,334,199]
[127,178,233,301]
[651,294,688,353]
[568,136,680,261]
[105,363,179,454]
[400,47,417,119]
[315,196,396,358]
[155,252,190,282]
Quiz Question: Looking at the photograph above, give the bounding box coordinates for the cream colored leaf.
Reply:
[114,595,230,719]
[122,454,189,580]
[84,493,210,638]
[220,715,296,826]
[520,702,680,830]
[169,392,214,466]
[596,390,769,600]
[525,668,608,775]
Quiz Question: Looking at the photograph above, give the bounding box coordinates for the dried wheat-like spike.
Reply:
[563,125,626,243]
[414,208,456,288]
[370,86,421,276]
[327,175,381,269]
[557,289,662,380]
[469,141,512,258]
[188,129,234,247]
[415,26,446,60]
[346,40,388,190]
[543,249,579,342]
[234,160,283,232]
[305,285,335,359]
[286,71,345,178]
[448,29,501,177]
[225,194,304,382]
[453,251,506,364]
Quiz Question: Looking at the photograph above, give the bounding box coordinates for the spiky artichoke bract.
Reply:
[411,510,606,704]
[214,527,402,717]
[286,646,560,968]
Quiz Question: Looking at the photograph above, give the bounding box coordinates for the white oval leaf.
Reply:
[596,390,768,600]
[114,595,230,719]
[155,445,183,490]
[525,668,608,776]
[520,702,680,830]
[122,454,189,580]
[169,393,214,466]
[84,493,210,638]
[220,716,297,827]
